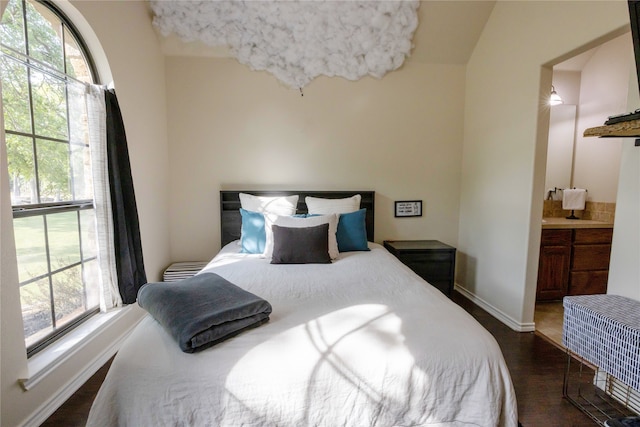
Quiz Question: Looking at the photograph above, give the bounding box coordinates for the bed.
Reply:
[86,190,518,427]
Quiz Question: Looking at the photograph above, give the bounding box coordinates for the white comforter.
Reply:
[87,243,518,427]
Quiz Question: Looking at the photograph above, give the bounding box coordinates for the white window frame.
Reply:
[1,0,106,357]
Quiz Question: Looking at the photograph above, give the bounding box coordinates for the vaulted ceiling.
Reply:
[410,1,495,64]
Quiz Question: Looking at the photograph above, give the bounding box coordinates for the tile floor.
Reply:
[534,300,565,348]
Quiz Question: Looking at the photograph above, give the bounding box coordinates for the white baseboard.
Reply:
[19,312,144,427]
[455,284,536,332]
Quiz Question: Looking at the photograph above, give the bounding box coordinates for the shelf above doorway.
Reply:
[583,119,640,145]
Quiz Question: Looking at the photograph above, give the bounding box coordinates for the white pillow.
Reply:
[239,193,298,215]
[264,214,339,260]
[305,194,361,214]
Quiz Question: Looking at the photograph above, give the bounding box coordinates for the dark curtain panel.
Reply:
[105,89,147,304]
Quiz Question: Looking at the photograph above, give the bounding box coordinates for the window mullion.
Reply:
[60,20,76,201]
[60,20,66,75]
[1,45,85,88]
[20,0,28,53]
[42,214,57,329]
[18,257,95,287]
[25,73,40,203]
[22,0,42,205]
[75,209,88,309]
[13,200,94,218]
[5,128,68,145]
[64,84,74,200]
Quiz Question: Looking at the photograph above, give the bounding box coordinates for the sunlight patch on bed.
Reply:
[224,304,429,419]
[206,250,262,268]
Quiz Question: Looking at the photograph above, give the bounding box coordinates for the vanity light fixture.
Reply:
[549,85,563,106]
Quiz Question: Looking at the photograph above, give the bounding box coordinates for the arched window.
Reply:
[1,0,101,356]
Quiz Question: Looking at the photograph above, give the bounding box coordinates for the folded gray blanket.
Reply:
[137,273,272,353]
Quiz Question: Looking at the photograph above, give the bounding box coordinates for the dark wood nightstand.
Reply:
[383,240,456,297]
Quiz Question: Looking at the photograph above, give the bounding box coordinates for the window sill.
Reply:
[19,305,134,391]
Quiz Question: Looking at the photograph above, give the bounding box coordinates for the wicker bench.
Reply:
[562,294,640,424]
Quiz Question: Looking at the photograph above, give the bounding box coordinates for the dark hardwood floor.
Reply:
[41,291,597,426]
[453,293,598,427]
[39,356,113,427]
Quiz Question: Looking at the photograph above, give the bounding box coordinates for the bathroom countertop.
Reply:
[542,217,614,229]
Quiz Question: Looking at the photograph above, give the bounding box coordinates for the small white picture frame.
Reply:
[394,200,422,217]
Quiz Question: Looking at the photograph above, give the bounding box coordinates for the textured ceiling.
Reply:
[153,1,496,85]
[152,0,421,88]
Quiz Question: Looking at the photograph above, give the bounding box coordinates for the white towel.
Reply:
[563,188,587,210]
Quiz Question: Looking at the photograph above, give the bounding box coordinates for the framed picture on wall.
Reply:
[394,200,422,217]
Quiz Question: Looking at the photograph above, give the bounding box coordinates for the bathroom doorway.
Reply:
[535,32,631,348]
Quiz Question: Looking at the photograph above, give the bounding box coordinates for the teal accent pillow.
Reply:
[240,208,266,254]
[337,208,370,252]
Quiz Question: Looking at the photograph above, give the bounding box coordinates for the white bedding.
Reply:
[87,243,518,427]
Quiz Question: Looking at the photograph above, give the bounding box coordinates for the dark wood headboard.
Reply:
[220,190,375,247]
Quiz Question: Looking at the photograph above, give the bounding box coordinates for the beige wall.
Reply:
[460,1,630,330]
[608,67,640,300]
[546,33,632,204]
[573,33,631,203]
[166,57,465,261]
[0,1,171,426]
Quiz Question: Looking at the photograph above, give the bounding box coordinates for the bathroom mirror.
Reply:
[545,104,576,199]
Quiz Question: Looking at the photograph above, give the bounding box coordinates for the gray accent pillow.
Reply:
[270,223,331,264]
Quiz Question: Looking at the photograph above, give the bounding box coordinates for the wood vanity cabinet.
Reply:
[536,229,572,301]
[536,228,612,301]
[569,229,612,296]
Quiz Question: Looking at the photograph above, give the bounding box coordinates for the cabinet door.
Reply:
[537,244,571,301]
[541,229,572,246]
[569,271,608,295]
[571,244,612,271]
[573,228,613,244]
